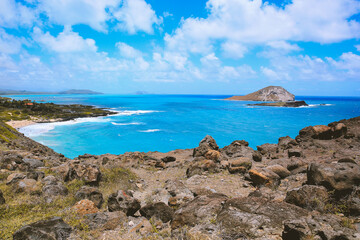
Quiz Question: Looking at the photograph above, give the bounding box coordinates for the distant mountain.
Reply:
[225,86,295,102]
[58,89,103,95]
[0,89,103,95]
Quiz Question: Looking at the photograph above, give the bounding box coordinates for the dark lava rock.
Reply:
[186,159,218,178]
[285,185,329,211]
[278,136,298,150]
[193,135,219,157]
[171,193,228,229]
[56,160,101,185]
[161,156,176,163]
[0,189,5,204]
[307,162,360,194]
[42,176,68,199]
[26,171,45,181]
[23,158,44,168]
[140,202,174,223]
[108,190,141,216]
[252,150,262,162]
[217,197,308,239]
[248,100,308,107]
[6,173,26,185]
[13,217,72,240]
[75,186,104,209]
[85,211,127,230]
[288,148,303,158]
[221,140,254,159]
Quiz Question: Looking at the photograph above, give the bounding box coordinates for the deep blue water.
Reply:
[6,94,360,159]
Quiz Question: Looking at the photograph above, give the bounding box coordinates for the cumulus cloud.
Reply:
[116,42,142,58]
[113,0,161,34]
[33,26,98,53]
[0,0,36,27]
[221,41,248,59]
[38,0,119,32]
[165,0,360,54]
[262,52,360,82]
[0,29,24,54]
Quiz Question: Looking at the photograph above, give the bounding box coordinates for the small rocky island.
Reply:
[226,86,308,107]
[0,98,359,239]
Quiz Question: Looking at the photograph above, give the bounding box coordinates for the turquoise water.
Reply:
[7,94,360,159]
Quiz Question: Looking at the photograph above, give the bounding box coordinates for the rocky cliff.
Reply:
[1,117,360,240]
[226,86,295,101]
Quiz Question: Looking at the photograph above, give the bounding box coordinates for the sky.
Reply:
[0,0,360,96]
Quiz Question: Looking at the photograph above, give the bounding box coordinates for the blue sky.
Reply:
[0,0,360,96]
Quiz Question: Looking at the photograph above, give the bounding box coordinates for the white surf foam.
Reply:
[111,122,143,126]
[112,110,163,116]
[138,129,161,133]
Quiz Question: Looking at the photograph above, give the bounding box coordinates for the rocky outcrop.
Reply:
[140,202,174,223]
[171,193,228,229]
[249,100,308,107]
[85,211,127,230]
[75,186,104,208]
[108,190,141,216]
[217,197,308,239]
[72,199,99,215]
[42,176,68,201]
[307,162,360,194]
[13,217,72,240]
[193,135,220,160]
[285,185,329,211]
[55,160,101,185]
[225,86,295,101]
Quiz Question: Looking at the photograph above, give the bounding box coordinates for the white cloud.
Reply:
[165,0,360,54]
[113,0,161,34]
[0,29,24,54]
[266,41,301,51]
[356,45,360,51]
[38,0,119,32]
[0,0,36,27]
[221,41,247,59]
[262,52,360,82]
[116,42,142,58]
[33,26,98,53]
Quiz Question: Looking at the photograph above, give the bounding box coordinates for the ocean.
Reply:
[7,94,360,159]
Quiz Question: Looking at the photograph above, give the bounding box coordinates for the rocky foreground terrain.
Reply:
[0,116,360,240]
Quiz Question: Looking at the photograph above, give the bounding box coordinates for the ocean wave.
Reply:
[138,129,161,133]
[111,122,143,126]
[299,104,334,108]
[112,110,163,116]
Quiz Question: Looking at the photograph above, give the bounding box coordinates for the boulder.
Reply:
[26,171,45,181]
[285,185,329,211]
[72,199,99,215]
[42,177,68,200]
[164,180,194,207]
[193,135,219,157]
[282,215,360,240]
[23,158,44,168]
[75,186,104,208]
[257,143,278,158]
[221,140,254,159]
[56,160,101,185]
[16,179,39,194]
[278,136,298,150]
[228,157,252,169]
[0,152,26,171]
[171,193,228,229]
[161,156,176,163]
[346,187,360,216]
[266,165,291,179]
[13,217,72,240]
[6,173,26,185]
[297,125,335,140]
[140,202,174,223]
[0,189,5,204]
[217,197,308,239]
[204,149,221,162]
[252,151,262,162]
[307,162,360,194]
[85,211,127,230]
[248,168,280,186]
[108,190,141,216]
[186,159,218,178]
[288,148,303,158]
[332,122,347,138]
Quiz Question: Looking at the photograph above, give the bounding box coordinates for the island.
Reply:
[0,89,103,95]
[249,100,309,107]
[226,86,295,101]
